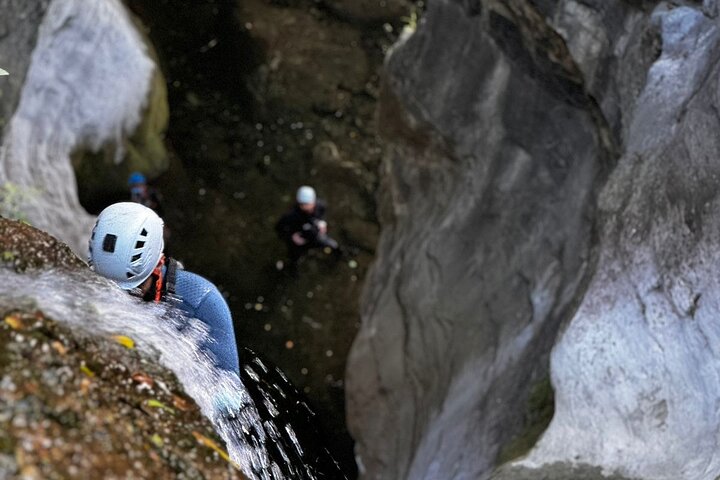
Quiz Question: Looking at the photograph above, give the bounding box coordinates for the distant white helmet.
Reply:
[88,202,164,289]
[296,186,316,204]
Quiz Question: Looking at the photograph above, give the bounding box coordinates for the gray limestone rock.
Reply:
[347,0,720,479]
[0,0,168,256]
[492,462,640,480]
[520,5,720,479]
[346,0,612,478]
[0,0,50,134]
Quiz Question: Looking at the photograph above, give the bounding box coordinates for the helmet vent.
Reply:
[140,228,148,237]
[135,240,145,248]
[131,253,142,262]
[102,234,117,253]
[126,272,134,279]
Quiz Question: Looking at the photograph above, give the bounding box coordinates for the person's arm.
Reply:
[275,213,294,241]
[314,200,327,219]
[194,287,240,374]
[276,211,310,245]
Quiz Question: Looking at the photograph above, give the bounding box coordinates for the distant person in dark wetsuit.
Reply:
[275,186,339,271]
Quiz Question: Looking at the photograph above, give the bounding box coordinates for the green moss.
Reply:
[497,376,555,464]
[123,68,170,174]
[0,182,40,222]
[0,433,15,455]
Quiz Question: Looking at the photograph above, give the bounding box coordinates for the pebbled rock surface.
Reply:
[0,216,85,272]
[347,0,720,479]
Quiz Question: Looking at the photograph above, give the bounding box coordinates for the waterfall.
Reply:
[0,0,155,256]
[0,267,340,479]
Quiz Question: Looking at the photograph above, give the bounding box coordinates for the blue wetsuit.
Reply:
[166,266,240,374]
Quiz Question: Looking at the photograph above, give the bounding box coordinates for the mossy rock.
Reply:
[0,218,247,478]
[0,217,86,272]
[496,376,555,465]
[0,307,245,479]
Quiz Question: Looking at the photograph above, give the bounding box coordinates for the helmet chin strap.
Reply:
[152,254,166,303]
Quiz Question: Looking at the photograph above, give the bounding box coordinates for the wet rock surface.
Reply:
[0,218,244,479]
[0,308,243,480]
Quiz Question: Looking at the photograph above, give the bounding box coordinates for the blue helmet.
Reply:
[128,172,147,186]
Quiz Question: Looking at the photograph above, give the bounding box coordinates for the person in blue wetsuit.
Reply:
[87,202,239,374]
[88,203,351,477]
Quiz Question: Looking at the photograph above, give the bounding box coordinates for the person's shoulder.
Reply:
[278,208,294,220]
[175,269,224,307]
[278,206,301,223]
[177,269,218,290]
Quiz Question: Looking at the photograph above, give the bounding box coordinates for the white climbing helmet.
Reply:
[296,185,316,204]
[88,202,164,289]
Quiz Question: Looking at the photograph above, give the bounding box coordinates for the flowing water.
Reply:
[0,267,347,479]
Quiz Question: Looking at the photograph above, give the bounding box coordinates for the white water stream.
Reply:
[0,267,317,479]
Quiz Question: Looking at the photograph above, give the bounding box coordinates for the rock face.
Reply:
[0,0,168,255]
[346,1,610,477]
[0,0,50,135]
[523,4,720,480]
[0,217,244,479]
[347,1,720,479]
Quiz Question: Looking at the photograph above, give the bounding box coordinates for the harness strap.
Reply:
[164,257,178,297]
